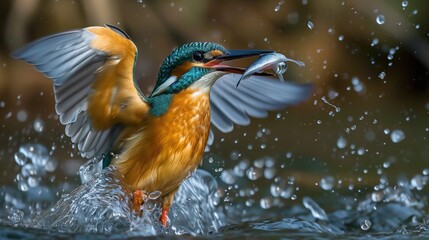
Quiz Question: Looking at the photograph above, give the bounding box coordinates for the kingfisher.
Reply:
[13,25,311,226]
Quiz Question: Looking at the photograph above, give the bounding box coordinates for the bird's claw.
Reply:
[132,190,144,213]
[160,207,169,227]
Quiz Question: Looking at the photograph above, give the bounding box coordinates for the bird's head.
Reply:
[150,42,273,97]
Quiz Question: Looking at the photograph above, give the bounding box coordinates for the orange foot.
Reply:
[132,190,143,213]
[160,207,169,227]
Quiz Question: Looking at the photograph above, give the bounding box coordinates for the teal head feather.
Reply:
[149,42,227,116]
[154,42,227,94]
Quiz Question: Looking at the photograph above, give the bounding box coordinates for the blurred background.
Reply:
[0,0,428,208]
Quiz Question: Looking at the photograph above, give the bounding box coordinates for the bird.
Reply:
[12,24,311,226]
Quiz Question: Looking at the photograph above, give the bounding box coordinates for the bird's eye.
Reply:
[192,51,205,62]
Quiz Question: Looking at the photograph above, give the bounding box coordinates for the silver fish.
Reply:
[237,53,305,87]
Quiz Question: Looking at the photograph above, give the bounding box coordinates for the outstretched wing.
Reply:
[207,74,312,150]
[13,25,150,159]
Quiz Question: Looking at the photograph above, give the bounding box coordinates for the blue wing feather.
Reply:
[13,28,122,159]
[207,74,312,150]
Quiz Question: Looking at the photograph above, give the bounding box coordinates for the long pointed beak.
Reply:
[216,49,274,61]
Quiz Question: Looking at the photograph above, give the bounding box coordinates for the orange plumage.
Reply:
[112,87,211,211]
[86,27,149,130]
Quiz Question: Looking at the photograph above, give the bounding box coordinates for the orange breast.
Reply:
[112,88,211,196]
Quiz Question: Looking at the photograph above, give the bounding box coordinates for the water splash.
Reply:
[170,170,226,235]
[34,167,225,236]
[2,144,429,238]
[302,197,328,221]
[321,96,341,112]
[36,166,138,234]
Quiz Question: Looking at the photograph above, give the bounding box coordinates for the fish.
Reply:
[236,52,305,87]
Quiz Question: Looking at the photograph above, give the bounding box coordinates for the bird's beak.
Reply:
[205,49,275,75]
[217,49,274,61]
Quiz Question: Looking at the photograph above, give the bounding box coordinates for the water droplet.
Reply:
[27,176,40,188]
[270,183,281,197]
[264,168,276,179]
[371,38,379,47]
[411,175,425,190]
[245,199,254,207]
[390,129,405,143]
[338,35,344,41]
[21,163,38,177]
[274,5,281,11]
[320,176,335,190]
[337,136,347,149]
[18,181,29,192]
[307,21,314,30]
[33,117,45,133]
[361,219,372,230]
[264,157,275,168]
[401,0,408,8]
[260,197,273,209]
[371,192,384,202]
[45,159,58,172]
[148,190,162,200]
[220,170,236,184]
[376,15,385,25]
[16,110,28,122]
[14,152,28,166]
[351,77,365,93]
[378,71,386,80]
[254,159,265,168]
[281,186,294,199]
[246,167,262,180]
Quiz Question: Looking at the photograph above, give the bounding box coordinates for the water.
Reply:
[376,15,385,25]
[307,21,314,30]
[390,129,405,143]
[1,144,429,239]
